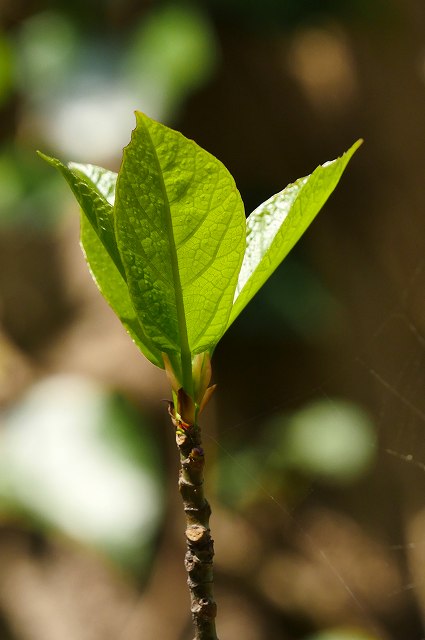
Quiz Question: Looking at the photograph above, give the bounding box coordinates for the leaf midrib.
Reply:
[143,121,192,392]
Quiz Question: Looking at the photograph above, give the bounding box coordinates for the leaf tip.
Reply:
[352,138,364,152]
[37,151,69,176]
[344,138,363,161]
[37,150,56,166]
[134,110,148,127]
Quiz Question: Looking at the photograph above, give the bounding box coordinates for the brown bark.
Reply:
[174,422,218,640]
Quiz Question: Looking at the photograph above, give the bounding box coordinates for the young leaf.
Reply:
[114,112,246,387]
[37,153,125,278]
[39,119,360,391]
[80,216,163,367]
[70,162,117,206]
[70,162,165,368]
[46,158,164,369]
[228,140,362,327]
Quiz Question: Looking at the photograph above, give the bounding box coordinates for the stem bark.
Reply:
[174,423,218,640]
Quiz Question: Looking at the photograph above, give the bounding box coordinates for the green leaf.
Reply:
[81,214,163,368]
[70,161,117,205]
[228,140,362,327]
[37,152,125,278]
[73,162,164,368]
[38,154,164,368]
[114,112,246,390]
[39,121,360,390]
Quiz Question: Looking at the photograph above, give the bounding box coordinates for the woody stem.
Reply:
[175,423,219,640]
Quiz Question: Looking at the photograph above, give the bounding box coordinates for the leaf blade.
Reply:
[114,112,246,382]
[37,152,125,278]
[81,214,164,368]
[39,154,164,368]
[73,162,164,368]
[228,140,362,327]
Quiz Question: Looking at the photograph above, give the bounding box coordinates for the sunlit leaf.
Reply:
[114,112,246,385]
[40,115,360,395]
[228,140,362,327]
[81,215,163,368]
[70,161,117,205]
[73,162,163,367]
[37,153,125,277]
[39,156,163,367]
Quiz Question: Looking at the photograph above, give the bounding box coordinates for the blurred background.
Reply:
[0,1,425,639]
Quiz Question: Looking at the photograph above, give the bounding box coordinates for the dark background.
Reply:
[0,1,425,639]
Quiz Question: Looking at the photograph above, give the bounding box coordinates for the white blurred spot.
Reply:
[42,83,139,163]
[0,375,162,552]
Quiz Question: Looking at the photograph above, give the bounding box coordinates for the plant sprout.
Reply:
[39,112,360,640]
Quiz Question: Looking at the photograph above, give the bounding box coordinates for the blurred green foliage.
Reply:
[0,4,218,227]
[0,146,65,228]
[218,398,375,508]
[14,11,79,97]
[273,399,375,481]
[0,33,13,106]
[124,5,217,119]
